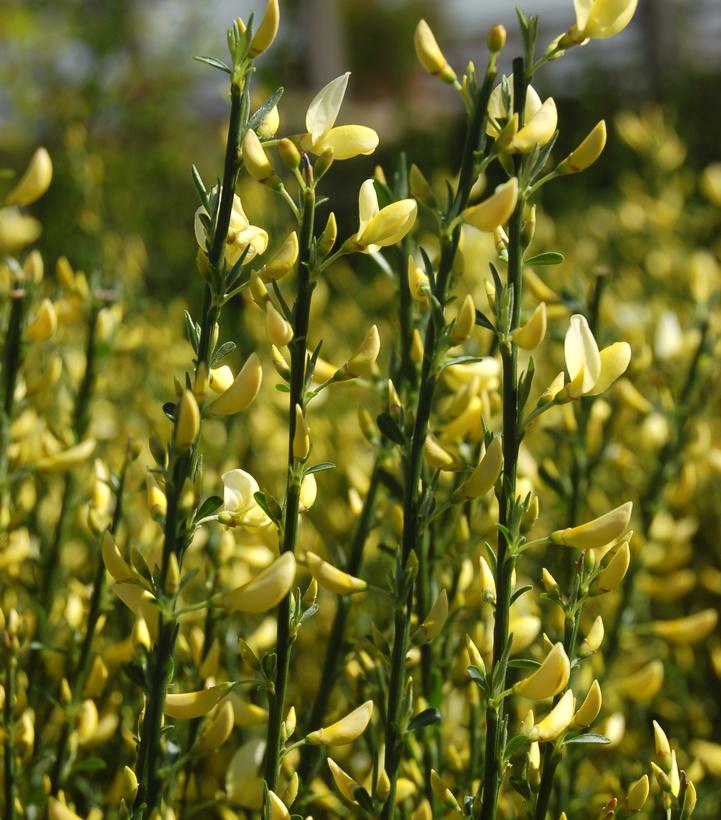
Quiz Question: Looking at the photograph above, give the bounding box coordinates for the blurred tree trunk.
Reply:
[302,0,346,86]
[641,0,678,100]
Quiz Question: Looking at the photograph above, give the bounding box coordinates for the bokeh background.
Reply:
[2,0,720,296]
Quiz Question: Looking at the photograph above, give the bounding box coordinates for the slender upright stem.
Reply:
[133,74,245,817]
[381,70,494,819]
[0,288,26,535]
[534,560,582,819]
[263,185,316,791]
[480,56,526,820]
[3,642,18,820]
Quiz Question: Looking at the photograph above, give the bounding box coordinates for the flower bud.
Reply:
[6,147,53,206]
[306,551,367,595]
[346,325,380,377]
[318,212,337,255]
[292,404,310,460]
[249,0,279,57]
[551,502,632,549]
[414,20,457,84]
[278,138,301,170]
[514,642,570,700]
[207,353,263,416]
[174,390,200,453]
[306,700,373,746]
[462,178,518,232]
[512,302,547,350]
[560,121,607,173]
[450,294,475,344]
[242,128,279,188]
[266,302,293,346]
[487,24,507,53]
[261,232,299,282]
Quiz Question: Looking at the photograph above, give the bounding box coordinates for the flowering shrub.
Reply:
[2,1,720,818]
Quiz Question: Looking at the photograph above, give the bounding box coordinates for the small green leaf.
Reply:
[376,412,405,446]
[504,734,530,759]
[563,733,611,746]
[304,462,335,475]
[192,55,232,74]
[248,86,285,131]
[524,251,565,266]
[408,707,442,733]
[194,495,223,522]
[507,658,541,670]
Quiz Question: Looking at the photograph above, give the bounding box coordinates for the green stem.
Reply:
[480,56,526,820]
[0,288,26,534]
[3,641,18,820]
[534,559,583,819]
[381,68,495,820]
[263,185,316,791]
[133,71,244,817]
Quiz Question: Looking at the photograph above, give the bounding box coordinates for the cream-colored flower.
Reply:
[222,469,271,529]
[561,314,630,398]
[487,82,557,152]
[194,190,268,266]
[571,0,638,42]
[352,179,417,252]
[300,73,379,160]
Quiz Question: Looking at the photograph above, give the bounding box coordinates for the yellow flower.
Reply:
[561,314,631,398]
[514,642,570,699]
[306,551,367,595]
[528,689,575,741]
[462,178,518,232]
[596,539,631,592]
[242,128,279,187]
[194,190,268,266]
[249,0,279,58]
[306,700,373,746]
[327,757,361,803]
[488,81,557,152]
[624,774,649,814]
[0,207,41,252]
[25,298,57,341]
[300,73,379,160]
[512,302,547,350]
[417,589,448,643]
[648,609,718,644]
[260,231,299,282]
[346,324,381,377]
[5,147,53,206]
[456,436,503,499]
[164,683,232,719]
[560,121,607,173]
[573,680,602,727]
[216,553,296,613]
[174,389,200,453]
[571,0,638,42]
[220,468,271,529]
[551,502,632,549]
[206,352,263,416]
[413,19,456,84]
[352,179,417,252]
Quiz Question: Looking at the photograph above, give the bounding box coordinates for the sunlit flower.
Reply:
[300,73,379,160]
[194,190,268,266]
[222,469,271,529]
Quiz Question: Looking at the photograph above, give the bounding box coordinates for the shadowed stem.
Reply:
[263,184,316,791]
[480,55,526,820]
[381,67,495,819]
[133,74,245,818]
